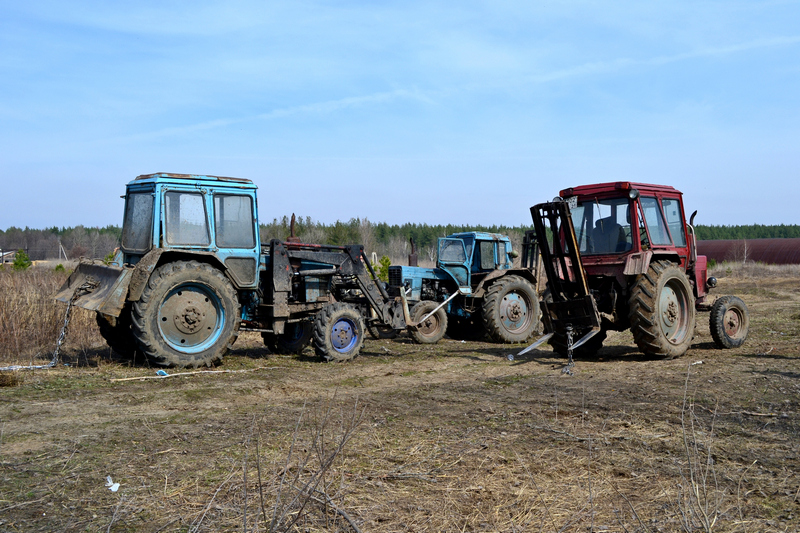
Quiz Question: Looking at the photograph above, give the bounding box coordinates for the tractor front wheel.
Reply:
[482,275,540,343]
[96,308,140,359]
[313,303,365,362]
[410,300,448,344]
[131,261,240,368]
[629,260,695,359]
[709,296,749,349]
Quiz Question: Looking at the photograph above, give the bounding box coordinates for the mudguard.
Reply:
[54,261,132,317]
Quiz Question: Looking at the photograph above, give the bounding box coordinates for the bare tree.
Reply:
[357,218,376,256]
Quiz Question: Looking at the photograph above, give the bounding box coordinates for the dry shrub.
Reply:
[0,267,99,364]
[711,261,800,279]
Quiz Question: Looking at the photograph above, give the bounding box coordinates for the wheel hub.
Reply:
[665,300,678,325]
[724,309,741,335]
[331,320,355,351]
[500,294,528,331]
[419,316,439,335]
[659,286,681,335]
[159,286,221,349]
[175,305,206,333]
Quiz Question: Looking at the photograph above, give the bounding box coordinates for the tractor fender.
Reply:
[128,250,237,302]
[622,251,681,277]
[473,268,537,299]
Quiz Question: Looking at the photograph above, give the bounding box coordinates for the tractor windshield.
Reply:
[121,191,154,252]
[569,197,633,255]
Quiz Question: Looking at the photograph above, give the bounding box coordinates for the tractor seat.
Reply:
[592,217,627,254]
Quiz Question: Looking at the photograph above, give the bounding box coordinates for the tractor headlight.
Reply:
[707,276,718,289]
[628,188,640,200]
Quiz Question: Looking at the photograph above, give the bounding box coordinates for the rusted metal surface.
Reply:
[697,238,800,265]
[408,237,418,267]
[286,213,301,243]
[128,249,163,301]
[54,261,131,317]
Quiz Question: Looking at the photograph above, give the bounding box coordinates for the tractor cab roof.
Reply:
[132,173,256,189]
[560,182,681,199]
[447,231,510,242]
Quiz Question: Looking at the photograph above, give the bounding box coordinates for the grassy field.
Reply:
[0,263,798,532]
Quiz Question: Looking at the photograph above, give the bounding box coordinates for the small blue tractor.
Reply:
[388,232,540,344]
[55,173,413,367]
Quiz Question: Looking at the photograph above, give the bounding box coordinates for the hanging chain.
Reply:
[0,277,99,372]
[562,325,575,376]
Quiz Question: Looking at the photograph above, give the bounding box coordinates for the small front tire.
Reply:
[410,300,448,344]
[263,321,313,354]
[313,303,365,362]
[96,309,139,359]
[709,296,749,349]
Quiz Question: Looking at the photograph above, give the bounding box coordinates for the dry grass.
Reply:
[0,262,798,531]
[0,266,100,366]
[711,260,800,279]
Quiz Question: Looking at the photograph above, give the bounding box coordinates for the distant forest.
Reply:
[2,219,799,263]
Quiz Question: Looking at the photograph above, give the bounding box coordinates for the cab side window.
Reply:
[214,194,255,248]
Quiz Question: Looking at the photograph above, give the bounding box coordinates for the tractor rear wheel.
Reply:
[410,300,448,344]
[313,303,365,362]
[709,295,749,349]
[482,275,539,343]
[96,308,139,359]
[629,260,695,359]
[262,321,313,354]
[131,261,240,368]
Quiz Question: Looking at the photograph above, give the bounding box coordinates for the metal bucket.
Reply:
[54,262,132,317]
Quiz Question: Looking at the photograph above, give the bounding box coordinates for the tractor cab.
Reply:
[562,182,690,266]
[119,173,261,289]
[435,232,514,293]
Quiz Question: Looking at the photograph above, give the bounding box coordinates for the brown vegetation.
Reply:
[0,263,798,532]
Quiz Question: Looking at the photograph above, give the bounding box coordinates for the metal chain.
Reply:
[562,325,575,376]
[0,277,99,372]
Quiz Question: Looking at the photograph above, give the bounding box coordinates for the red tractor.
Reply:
[527,182,749,359]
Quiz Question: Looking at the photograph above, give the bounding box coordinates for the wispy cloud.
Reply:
[112,88,433,143]
[530,35,800,84]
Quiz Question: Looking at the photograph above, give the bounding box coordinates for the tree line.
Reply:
[2,219,798,263]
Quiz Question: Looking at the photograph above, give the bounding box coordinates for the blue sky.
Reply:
[1,1,799,230]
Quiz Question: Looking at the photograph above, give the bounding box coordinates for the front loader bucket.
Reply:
[54,262,132,317]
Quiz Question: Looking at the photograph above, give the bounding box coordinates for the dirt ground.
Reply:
[1,271,799,532]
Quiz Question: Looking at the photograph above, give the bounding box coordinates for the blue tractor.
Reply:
[388,232,540,344]
[55,173,412,367]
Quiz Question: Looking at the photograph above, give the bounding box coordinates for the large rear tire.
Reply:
[629,260,695,359]
[313,303,365,362]
[131,261,240,368]
[410,300,448,344]
[709,295,749,349]
[96,309,139,359]
[482,275,540,343]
